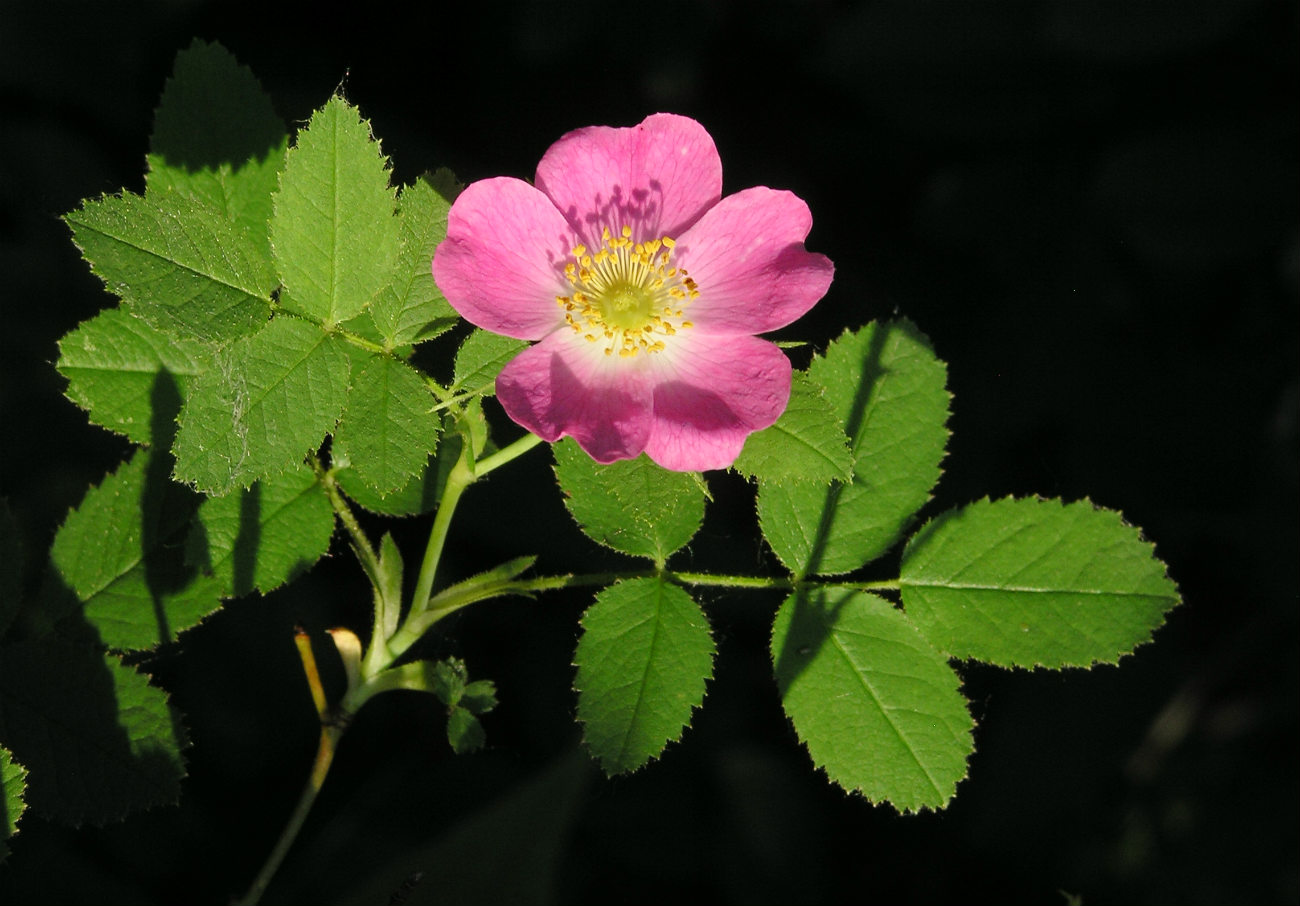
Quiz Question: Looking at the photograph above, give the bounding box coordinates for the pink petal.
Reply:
[432,177,575,340]
[496,332,655,463]
[642,333,793,472]
[674,187,834,335]
[534,113,722,243]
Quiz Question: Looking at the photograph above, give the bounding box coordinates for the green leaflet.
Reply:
[184,462,335,597]
[732,371,853,484]
[373,532,405,642]
[334,356,439,497]
[173,317,351,496]
[899,497,1181,668]
[771,589,972,812]
[49,451,224,651]
[271,95,399,326]
[64,192,275,344]
[361,173,461,348]
[553,439,705,563]
[452,329,528,397]
[0,642,186,826]
[758,319,950,576]
[574,577,715,774]
[1,745,26,863]
[146,40,287,255]
[57,307,206,446]
[333,447,446,517]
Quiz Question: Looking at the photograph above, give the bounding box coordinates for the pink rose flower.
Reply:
[432,113,833,472]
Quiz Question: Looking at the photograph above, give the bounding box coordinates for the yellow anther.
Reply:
[557,222,698,357]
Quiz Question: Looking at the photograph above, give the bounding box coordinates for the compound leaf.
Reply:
[184,462,335,597]
[553,439,705,563]
[758,319,949,576]
[899,497,1181,668]
[334,356,439,497]
[362,172,460,348]
[64,192,274,344]
[575,577,715,774]
[57,307,207,446]
[733,371,853,485]
[173,317,350,496]
[452,329,527,397]
[146,40,287,254]
[49,451,224,651]
[271,95,399,326]
[771,589,972,811]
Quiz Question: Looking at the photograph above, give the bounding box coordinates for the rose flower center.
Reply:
[556,224,698,358]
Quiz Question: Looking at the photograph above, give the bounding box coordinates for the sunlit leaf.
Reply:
[771,589,971,811]
[575,577,714,773]
[57,307,206,446]
[146,39,287,255]
[333,355,439,497]
[65,192,274,344]
[185,462,335,597]
[173,318,350,496]
[271,95,399,326]
[553,439,705,563]
[733,372,853,484]
[50,451,224,651]
[758,319,949,576]
[899,497,1181,667]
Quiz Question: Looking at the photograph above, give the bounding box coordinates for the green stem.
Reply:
[473,431,544,477]
[404,433,545,634]
[315,459,382,588]
[408,447,474,627]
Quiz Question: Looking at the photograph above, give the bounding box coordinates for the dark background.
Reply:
[1,1,1296,903]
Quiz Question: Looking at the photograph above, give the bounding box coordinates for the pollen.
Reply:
[554,223,699,358]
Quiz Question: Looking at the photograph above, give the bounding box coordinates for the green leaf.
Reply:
[460,680,498,715]
[0,641,187,825]
[333,356,439,497]
[146,40,287,255]
[64,192,274,344]
[553,439,705,563]
[415,556,537,629]
[57,307,207,446]
[771,589,972,811]
[173,317,350,496]
[362,172,460,348]
[758,319,950,576]
[271,95,399,326]
[1,745,27,863]
[452,329,528,397]
[49,451,225,651]
[446,707,486,754]
[374,532,404,642]
[732,372,853,484]
[0,501,23,639]
[184,462,334,597]
[899,497,1181,668]
[333,447,445,517]
[574,577,715,774]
